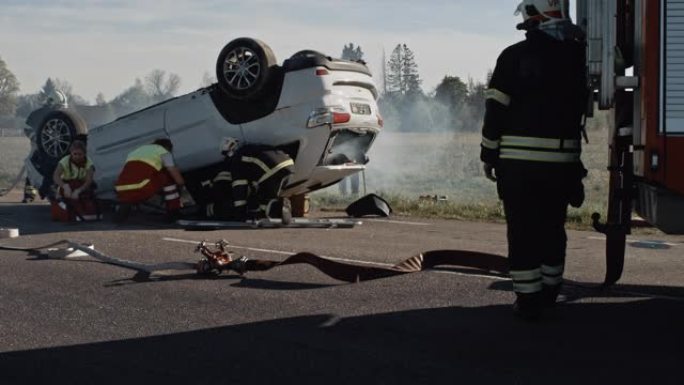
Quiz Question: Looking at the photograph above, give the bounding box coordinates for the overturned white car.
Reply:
[25,38,382,207]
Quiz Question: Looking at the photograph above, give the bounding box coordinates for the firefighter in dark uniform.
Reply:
[481,0,588,319]
[205,139,294,222]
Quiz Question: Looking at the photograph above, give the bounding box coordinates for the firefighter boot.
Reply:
[281,197,292,225]
[541,284,562,308]
[513,292,543,321]
[113,203,132,224]
[23,185,37,203]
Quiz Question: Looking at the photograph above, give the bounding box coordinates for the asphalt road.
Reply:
[1,191,683,385]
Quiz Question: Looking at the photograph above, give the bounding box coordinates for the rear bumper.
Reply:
[283,165,365,196]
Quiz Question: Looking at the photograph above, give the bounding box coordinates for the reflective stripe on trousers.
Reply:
[542,264,564,286]
[510,268,543,294]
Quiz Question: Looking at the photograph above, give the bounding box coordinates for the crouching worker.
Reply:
[114,138,185,223]
[204,140,294,222]
[51,140,99,221]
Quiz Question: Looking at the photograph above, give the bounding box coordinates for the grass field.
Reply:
[312,123,611,230]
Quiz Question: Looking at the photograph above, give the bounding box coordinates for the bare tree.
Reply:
[111,78,151,116]
[0,55,20,116]
[145,69,181,102]
[95,93,107,106]
[200,71,216,88]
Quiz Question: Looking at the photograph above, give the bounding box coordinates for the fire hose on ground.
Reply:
[0,239,643,291]
[0,239,510,282]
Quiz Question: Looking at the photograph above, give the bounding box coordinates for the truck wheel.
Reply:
[216,38,277,100]
[36,110,87,161]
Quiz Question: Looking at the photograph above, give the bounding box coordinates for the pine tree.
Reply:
[39,78,57,104]
[401,45,422,96]
[386,44,422,96]
[341,43,364,61]
[386,44,405,94]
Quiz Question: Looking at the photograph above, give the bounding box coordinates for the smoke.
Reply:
[346,91,496,202]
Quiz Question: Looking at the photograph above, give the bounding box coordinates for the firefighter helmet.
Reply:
[515,0,569,24]
[46,90,68,108]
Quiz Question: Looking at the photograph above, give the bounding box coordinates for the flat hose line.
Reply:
[1,241,659,294]
[0,240,509,281]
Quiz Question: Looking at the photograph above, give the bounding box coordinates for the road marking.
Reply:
[319,315,342,328]
[364,219,430,226]
[163,237,392,266]
[587,236,679,247]
[162,237,505,280]
[610,289,684,302]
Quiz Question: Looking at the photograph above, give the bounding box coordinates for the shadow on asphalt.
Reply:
[103,273,333,291]
[0,299,682,385]
[0,202,181,235]
[489,279,684,302]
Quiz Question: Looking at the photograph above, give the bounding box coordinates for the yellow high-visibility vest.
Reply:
[58,155,93,181]
[124,144,169,171]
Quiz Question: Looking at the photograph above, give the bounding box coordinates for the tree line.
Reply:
[1,45,489,132]
[0,54,184,127]
[344,42,489,133]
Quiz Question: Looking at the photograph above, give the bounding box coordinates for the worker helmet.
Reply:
[515,0,570,24]
[221,137,240,157]
[46,90,68,108]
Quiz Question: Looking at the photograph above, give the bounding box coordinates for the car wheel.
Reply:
[216,37,277,100]
[36,110,87,161]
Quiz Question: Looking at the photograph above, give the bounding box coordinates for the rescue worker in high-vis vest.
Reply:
[52,140,98,221]
[204,139,294,222]
[114,138,185,223]
[481,0,588,320]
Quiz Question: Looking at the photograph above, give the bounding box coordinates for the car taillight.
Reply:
[315,68,329,76]
[307,106,350,128]
[377,112,384,127]
[333,111,351,124]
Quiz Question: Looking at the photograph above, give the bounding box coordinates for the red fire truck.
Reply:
[578,0,684,284]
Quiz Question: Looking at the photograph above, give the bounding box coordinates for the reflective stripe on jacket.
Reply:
[115,144,169,192]
[499,135,581,163]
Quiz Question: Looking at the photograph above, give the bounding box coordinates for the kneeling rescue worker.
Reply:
[204,139,294,222]
[481,0,588,320]
[51,140,99,221]
[114,138,185,223]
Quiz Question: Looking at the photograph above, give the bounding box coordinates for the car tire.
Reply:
[36,109,87,161]
[216,37,277,100]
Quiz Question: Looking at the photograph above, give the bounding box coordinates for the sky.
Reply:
[0,0,525,103]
